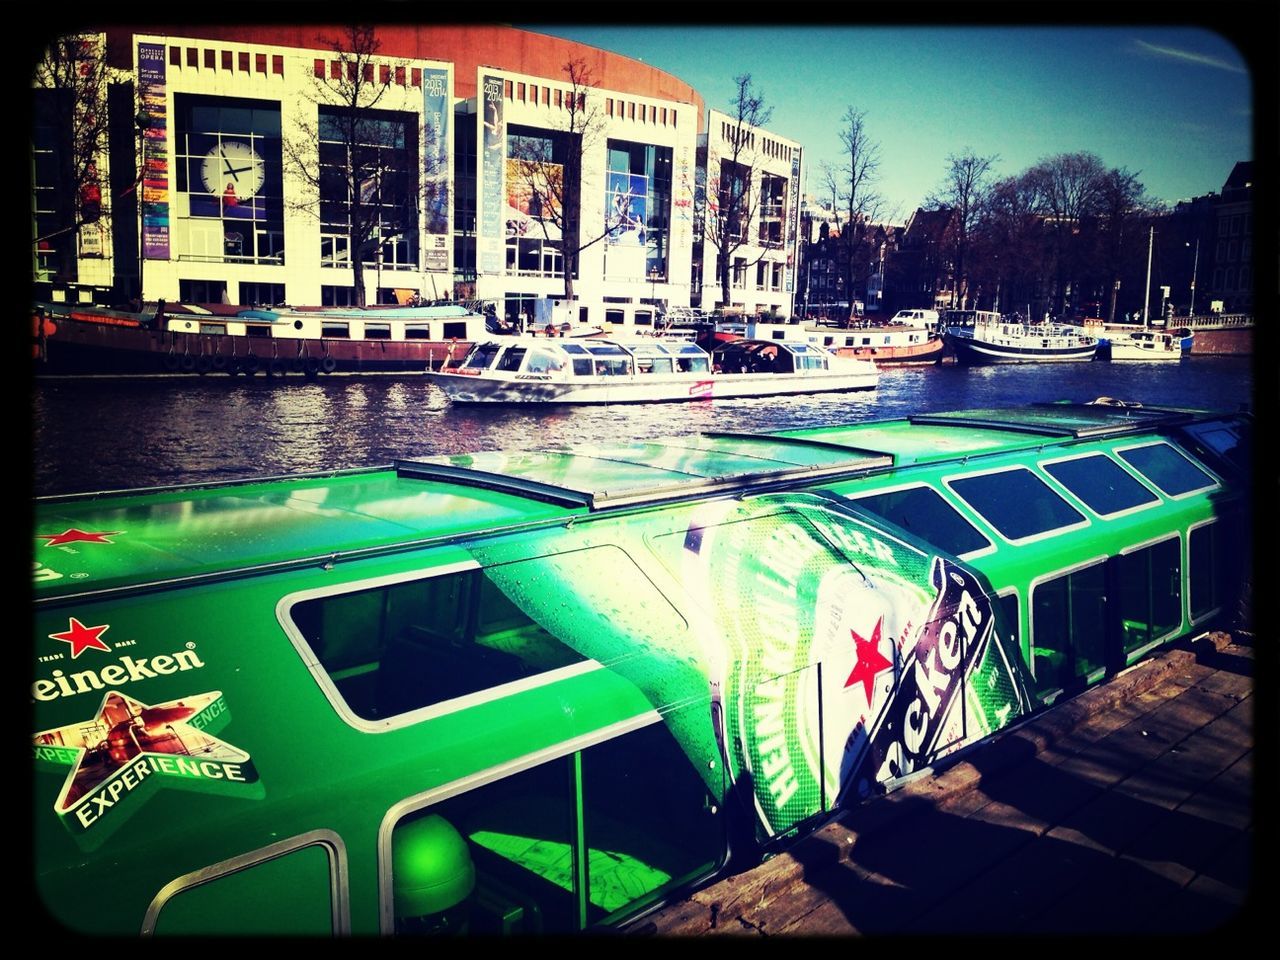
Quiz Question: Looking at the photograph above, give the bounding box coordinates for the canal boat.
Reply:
[805,316,945,366]
[1107,329,1183,362]
[424,336,878,404]
[944,310,1098,364]
[31,301,488,378]
[33,400,1250,935]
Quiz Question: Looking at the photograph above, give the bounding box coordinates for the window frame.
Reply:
[1028,555,1109,702]
[844,480,995,561]
[1112,440,1220,500]
[942,464,1091,546]
[277,560,604,734]
[1116,531,1184,663]
[1037,450,1162,520]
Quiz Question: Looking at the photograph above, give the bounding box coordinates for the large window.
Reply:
[173,95,284,265]
[319,106,419,271]
[1031,561,1107,699]
[1116,443,1217,497]
[389,710,724,935]
[504,125,571,280]
[848,485,991,557]
[1042,454,1159,516]
[1190,522,1225,622]
[1117,537,1182,657]
[948,468,1086,542]
[288,563,589,724]
[32,89,75,281]
[605,140,672,280]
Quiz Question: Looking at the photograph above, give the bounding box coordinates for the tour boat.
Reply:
[425,335,879,404]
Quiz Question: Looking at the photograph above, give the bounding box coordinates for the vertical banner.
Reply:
[422,68,450,273]
[137,43,169,260]
[786,148,801,294]
[478,74,504,276]
[673,141,694,250]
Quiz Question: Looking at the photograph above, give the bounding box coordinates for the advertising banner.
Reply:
[422,68,450,272]
[786,149,801,293]
[478,74,504,276]
[137,43,169,260]
[606,171,647,247]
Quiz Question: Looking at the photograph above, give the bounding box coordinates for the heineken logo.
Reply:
[34,690,260,849]
[35,618,207,701]
[844,556,995,799]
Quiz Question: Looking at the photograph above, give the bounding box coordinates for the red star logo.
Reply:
[844,616,892,702]
[49,618,112,659]
[37,528,122,547]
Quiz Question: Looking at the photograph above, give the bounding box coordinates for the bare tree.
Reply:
[284,25,420,307]
[821,107,882,324]
[1092,167,1148,321]
[1024,152,1107,315]
[703,74,773,312]
[926,149,997,309]
[506,59,617,303]
[32,33,112,281]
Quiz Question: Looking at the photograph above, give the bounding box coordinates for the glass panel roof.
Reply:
[399,434,891,509]
[911,404,1190,437]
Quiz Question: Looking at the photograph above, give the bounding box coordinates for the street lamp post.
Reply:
[1186,238,1200,319]
[648,266,660,316]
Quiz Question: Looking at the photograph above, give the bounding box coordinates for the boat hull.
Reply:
[425,369,878,404]
[948,335,1097,364]
[33,311,470,378]
[827,334,945,366]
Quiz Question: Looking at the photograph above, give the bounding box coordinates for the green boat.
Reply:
[32,400,1251,935]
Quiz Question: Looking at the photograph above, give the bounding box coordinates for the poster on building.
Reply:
[422,68,450,272]
[478,74,505,276]
[786,148,801,293]
[137,42,169,260]
[673,142,693,249]
[506,158,562,240]
[606,171,647,246]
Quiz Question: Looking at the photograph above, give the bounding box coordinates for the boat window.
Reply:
[496,347,527,372]
[1117,537,1181,657]
[463,343,503,370]
[404,323,432,339]
[676,356,709,373]
[525,350,562,374]
[322,321,350,339]
[442,321,469,340]
[1189,522,1223,622]
[389,704,723,934]
[947,468,1086,541]
[288,561,590,723]
[1116,443,1217,497]
[560,343,589,354]
[1031,561,1107,699]
[571,359,593,376]
[365,323,392,340]
[1179,420,1250,474]
[1041,454,1159,516]
[199,322,225,335]
[585,344,628,357]
[594,358,631,376]
[848,485,991,557]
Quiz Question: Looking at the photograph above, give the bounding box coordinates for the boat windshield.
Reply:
[463,342,503,370]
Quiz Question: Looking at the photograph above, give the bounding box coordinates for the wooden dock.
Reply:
[638,631,1255,936]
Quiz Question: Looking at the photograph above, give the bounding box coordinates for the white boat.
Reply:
[1107,329,1183,362]
[943,310,1097,364]
[425,336,878,404]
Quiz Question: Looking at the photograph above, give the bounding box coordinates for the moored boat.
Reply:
[806,310,944,366]
[425,335,878,404]
[1107,329,1183,362]
[33,399,1251,934]
[944,310,1097,364]
[32,301,488,378]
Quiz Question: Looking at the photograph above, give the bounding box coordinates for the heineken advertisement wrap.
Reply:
[34,687,261,851]
[469,492,1029,840]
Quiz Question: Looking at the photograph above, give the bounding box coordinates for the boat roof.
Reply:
[33,403,1228,604]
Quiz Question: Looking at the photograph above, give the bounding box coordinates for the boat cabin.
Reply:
[33,402,1250,935]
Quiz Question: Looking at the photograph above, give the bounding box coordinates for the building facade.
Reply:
[31,26,797,327]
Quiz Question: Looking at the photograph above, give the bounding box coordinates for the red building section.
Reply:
[102,24,704,129]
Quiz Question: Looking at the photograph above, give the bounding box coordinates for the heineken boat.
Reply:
[33,400,1250,935]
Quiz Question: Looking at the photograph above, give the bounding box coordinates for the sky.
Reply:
[529,24,1254,223]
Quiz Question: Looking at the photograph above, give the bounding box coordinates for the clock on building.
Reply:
[201,141,264,201]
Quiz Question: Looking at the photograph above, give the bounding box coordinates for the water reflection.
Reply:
[33,357,1253,496]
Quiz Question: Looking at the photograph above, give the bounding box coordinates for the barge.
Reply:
[33,401,1250,935]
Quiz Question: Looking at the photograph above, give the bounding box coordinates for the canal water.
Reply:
[33,356,1254,496]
